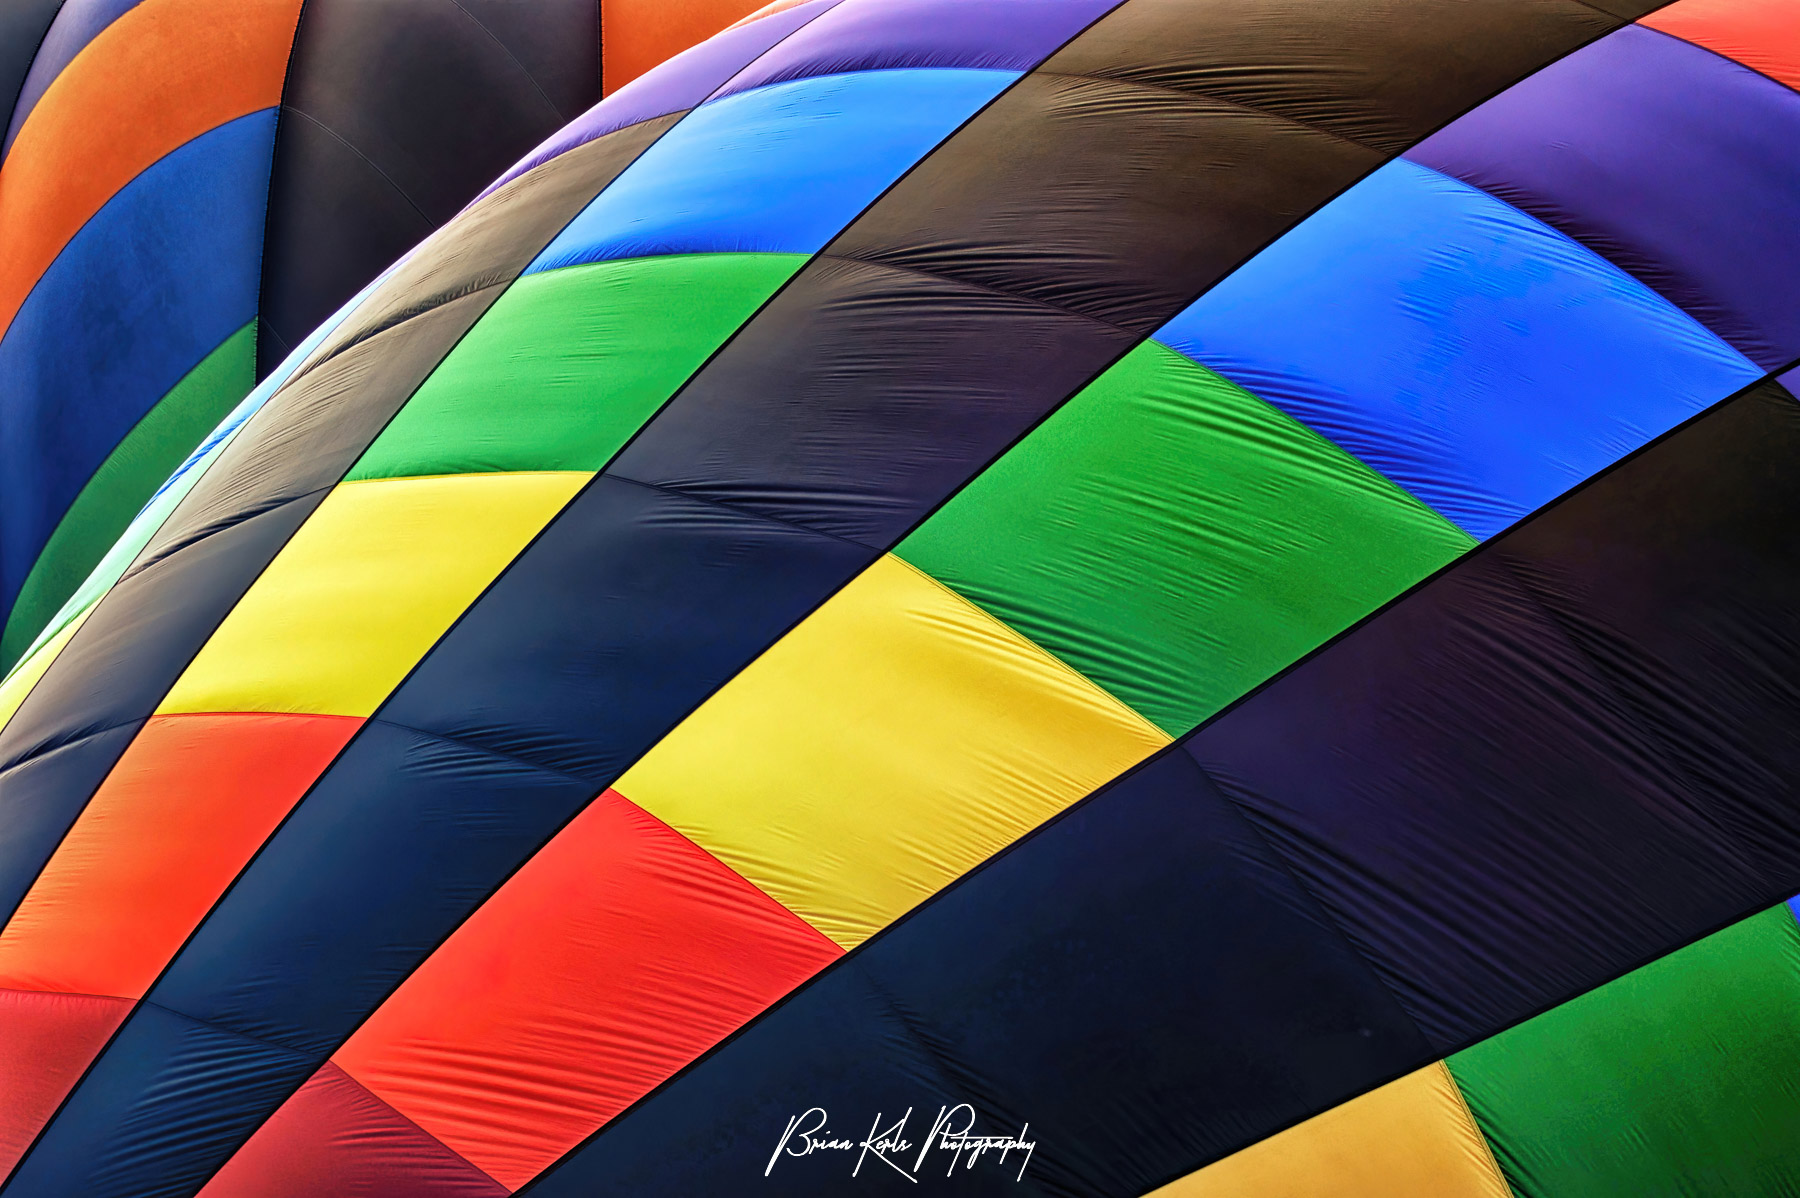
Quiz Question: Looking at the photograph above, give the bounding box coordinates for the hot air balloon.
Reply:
[0,0,613,674]
[1,0,1799,1194]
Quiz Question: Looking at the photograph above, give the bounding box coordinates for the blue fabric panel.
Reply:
[1154,158,1760,540]
[4,1001,312,1198]
[527,68,1015,272]
[3,0,149,157]
[0,109,277,618]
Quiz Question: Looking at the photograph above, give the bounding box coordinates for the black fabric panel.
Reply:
[0,0,62,129]
[152,719,598,1053]
[381,476,876,781]
[610,257,1140,545]
[0,502,320,927]
[1189,380,1800,1050]
[825,72,1382,335]
[0,723,141,919]
[257,0,602,371]
[1580,0,1671,20]
[1045,0,1618,156]
[292,115,675,371]
[527,381,1800,1197]
[526,749,1433,1198]
[4,1001,314,1198]
[0,126,666,930]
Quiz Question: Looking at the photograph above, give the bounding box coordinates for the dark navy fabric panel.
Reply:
[0,110,276,622]
[22,1,1640,1184]
[148,721,596,1051]
[381,476,875,781]
[0,722,142,919]
[0,500,321,923]
[1,0,145,157]
[527,68,1017,271]
[257,0,601,371]
[1409,25,1800,372]
[528,749,1432,1197]
[610,254,1139,546]
[1189,380,1800,1050]
[0,0,67,139]
[534,379,1800,1196]
[4,1002,313,1198]
[1154,158,1760,540]
[0,117,675,936]
[712,0,1119,100]
[485,0,844,196]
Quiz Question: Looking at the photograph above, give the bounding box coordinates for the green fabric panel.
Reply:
[348,253,806,481]
[896,340,1473,735]
[0,321,256,674]
[1450,906,1800,1198]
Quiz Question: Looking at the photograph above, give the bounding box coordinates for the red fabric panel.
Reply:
[600,0,768,92]
[196,1062,505,1198]
[331,789,842,1190]
[1643,0,1800,92]
[0,987,132,1179]
[0,714,360,999]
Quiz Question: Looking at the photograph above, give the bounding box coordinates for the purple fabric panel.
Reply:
[1409,24,1800,371]
[481,0,843,196]
[1780,366,1800,396]
[712,0,1119,100]
[3,0,148,157]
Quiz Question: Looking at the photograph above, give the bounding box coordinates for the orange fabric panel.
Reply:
[333,790,842,1191]
[0,0,303,341]
[600,0,769,93]
[0,713,359,1000]
[1642,0,1800,92]
[0,988,133,1179]
[728,0,816,30]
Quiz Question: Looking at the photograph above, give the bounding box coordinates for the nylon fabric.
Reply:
[328,790,841,1190]
[1644,0,1800,92]
[1149,1064,1509,1198]
[1156,157,1760,539]
[0,612,91,739]
[522,379,1800,1197]
[613,552,1169,947]
[160,473,589,718]
[2,0,146,156]
[527,68,1017,271]
[195,1064,506,1198]
[350,253,805,480]
[1,322,256,675]
[526,746,1433,1196]
[897,341,1471,735]
[0,0,301,343]
[256,0,602,368]
[7,0,1651,1185]
[1410,24,1800,370]
[0,111,276,639]
[0,714,361,1000]
[711,0,1119,100]
[600,0,769,95]
[1450,906,1800,1196]
[485,0,842,194]
[0,989,133,1181]
[0,0,63,135]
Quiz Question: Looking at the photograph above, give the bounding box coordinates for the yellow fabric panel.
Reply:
[160,472,588,717]
[0,605,92,735]
[1150,1063,1511,1198]
[613,553,1169,948]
